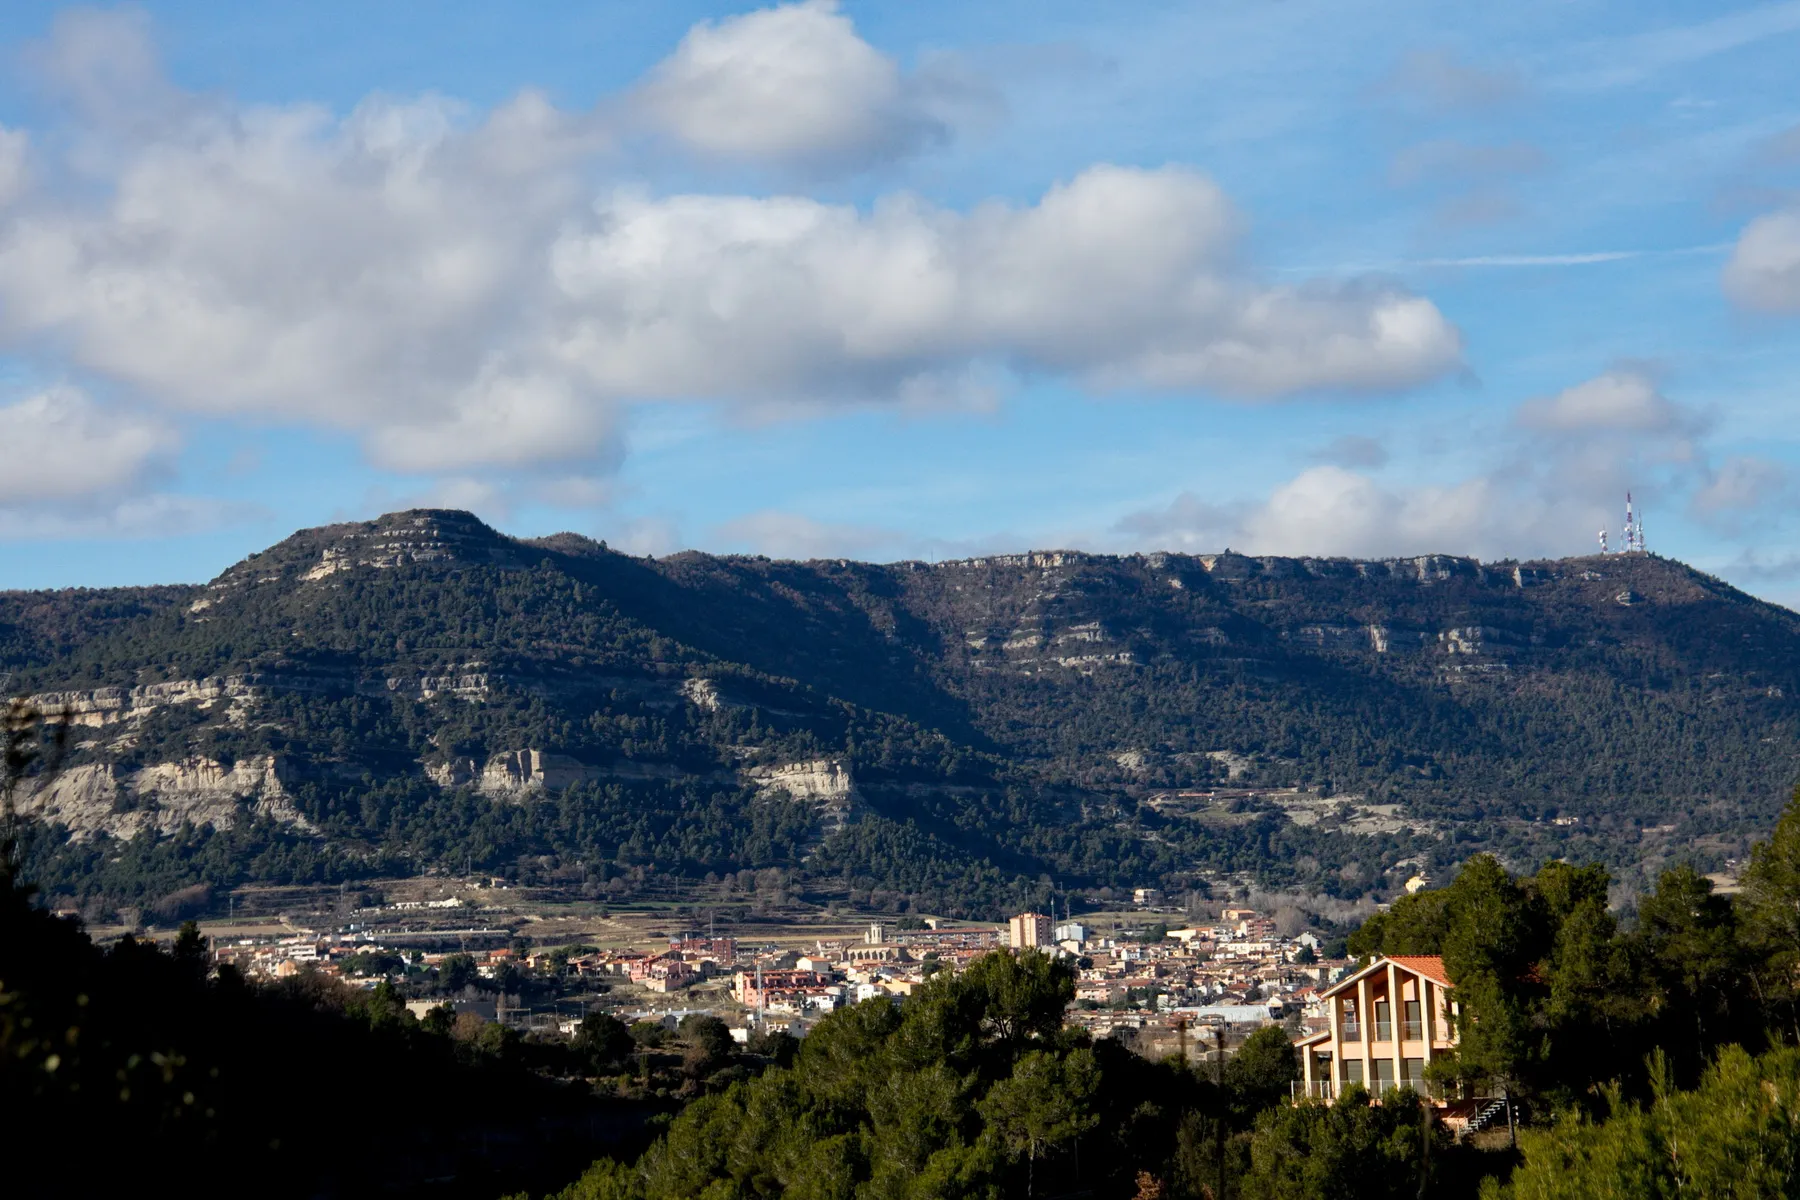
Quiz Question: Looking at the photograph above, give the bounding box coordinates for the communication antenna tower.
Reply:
[1597,529,1609,555]
[1621,492,1646,553]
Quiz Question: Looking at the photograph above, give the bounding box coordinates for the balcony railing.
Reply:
[1374,1020,1393,1041]
[1341,1021,1362,1041]
[1402,1020,1423,1040]
[1295,1078,1463,1105]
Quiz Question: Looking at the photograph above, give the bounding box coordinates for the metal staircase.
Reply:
[1464,1098,1508,1135]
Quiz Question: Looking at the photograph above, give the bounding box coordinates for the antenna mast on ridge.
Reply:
[1596,493,1648,555]
[1622,492,1646,553]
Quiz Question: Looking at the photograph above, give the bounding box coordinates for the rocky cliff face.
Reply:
[22,755,314,841]
[8,508,1799,891]
[204,509,533,597]
[746,758,863,853]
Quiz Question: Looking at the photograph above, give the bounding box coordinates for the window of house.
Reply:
[1403,1000,1422,1039]
[1373,999,1392,1040]
[1372,1059,1396,1089]
[1403,1058,1426,1089]
[1340,1058,1364,1084]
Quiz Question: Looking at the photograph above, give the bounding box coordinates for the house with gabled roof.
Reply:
[1291,954,1456,1100]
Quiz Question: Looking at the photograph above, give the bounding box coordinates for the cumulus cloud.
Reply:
[25,7,177,126]
[0,386,174,504]
[0,384,238,542]
[1115,467,1550,560]
[607,515,684,558]
[1515,369,1691,435]
[361,469,621,528]
[0,67,610,474]
[0,8,1461,520]
[0,493,253,541]
[530,475,618,509]
[1111,368,1746,561]
[1693,456,1790,522]
[0,9,1462,490]
[549,167,1461,401]
[631,0,969,171]
[1724,209,1800,312]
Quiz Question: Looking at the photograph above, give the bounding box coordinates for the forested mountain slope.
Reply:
[6,509,1797,914]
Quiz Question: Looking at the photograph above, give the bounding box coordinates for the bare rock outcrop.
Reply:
[747,758,857,804]
[746,758,863,848]
[476,750,600,798]
[29,677,256,729]
[682,677,723,712]
[22,755,314,841]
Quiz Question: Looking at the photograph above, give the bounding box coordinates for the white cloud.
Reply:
[606,515,683,558]
[0,384,231,542]
[26,7,176,125]
[631,0,965,171]
[1724,209,1800,312]
[0,9,1460,500]
[0,493,252,541]
[1112,368,1744,561]
[530,475,617,509]
[0,386,174,504]
[1115,467,1552,560]
[360,469,622,526]
[1248,468,1524,558]
[401,477,513,519]
[1111,492,1246,553]
[1515,369,1691,434]
[0,72,609,474]
[549,168,1460,400]
[1693,455,1790,520]
[698,364,1769,567]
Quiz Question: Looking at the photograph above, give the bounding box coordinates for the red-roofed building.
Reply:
[1292,955,1456,1102]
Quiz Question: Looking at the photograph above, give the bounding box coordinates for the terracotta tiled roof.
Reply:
[1384,955,1452,986]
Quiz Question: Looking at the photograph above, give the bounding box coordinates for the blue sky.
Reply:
[0,2,1797,605]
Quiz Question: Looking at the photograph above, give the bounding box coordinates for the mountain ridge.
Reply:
[6,508,1798,916]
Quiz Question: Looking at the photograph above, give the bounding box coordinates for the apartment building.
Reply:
[1008,912,1053,949]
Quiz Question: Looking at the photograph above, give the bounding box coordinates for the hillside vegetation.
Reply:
[5,509,1798,913]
